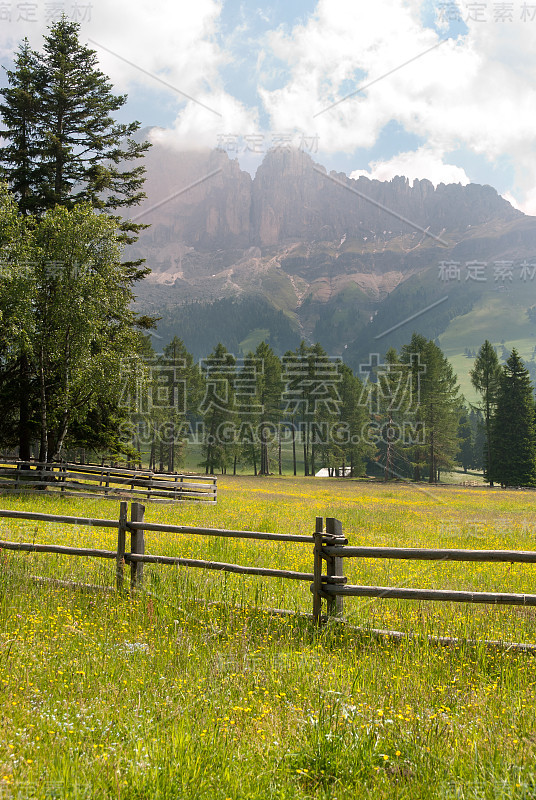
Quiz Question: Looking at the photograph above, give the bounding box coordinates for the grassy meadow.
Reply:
[2,476,536,798]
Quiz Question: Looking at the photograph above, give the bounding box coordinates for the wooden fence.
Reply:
[0,506,346,599]
[0,460,217,503]
[314,539,536,623]
[2,507,536,628]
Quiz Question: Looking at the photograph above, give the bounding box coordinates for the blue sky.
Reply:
[1,0,535,211]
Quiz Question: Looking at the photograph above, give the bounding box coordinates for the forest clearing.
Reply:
[1,476,536,798]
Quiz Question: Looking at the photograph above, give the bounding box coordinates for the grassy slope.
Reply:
[2,478,536,798]
[439,281,536,403]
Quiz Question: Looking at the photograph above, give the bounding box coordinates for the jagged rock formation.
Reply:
[132,141,520,252]
[128,133,535,361]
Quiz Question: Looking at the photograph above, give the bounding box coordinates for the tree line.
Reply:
[121,332,493,483]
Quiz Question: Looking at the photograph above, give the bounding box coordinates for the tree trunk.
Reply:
[18,352,32,460]
[52,409,69,461]
[251,444,257,476]
[38,349,48,464]
[303,422,309,476]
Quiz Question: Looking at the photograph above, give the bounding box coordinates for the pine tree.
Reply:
[489,349,536,487]
[399,333,428,481]
[0,39,46,216]
[400,333,461,483]
[373,347,415,481]
[457,412,474,473]
[282,342,340,476]
[470,340,501,484]
[0,19,152,460]
[253,342,282,476]
[200,344,237,475]
[336,364,372,477]
[0,18,150,243]
[153,337,202,472]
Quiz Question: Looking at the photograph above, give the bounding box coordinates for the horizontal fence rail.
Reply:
[322,545,536,564]
[0,541,117,559]
[0,460,217,503]
[127,521,315,543]
[321,585,536,606]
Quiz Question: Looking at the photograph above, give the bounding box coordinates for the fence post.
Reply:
[325,518,344,618]
[312,517,324,625]
[116,501,128,590]
[130,502,145,590]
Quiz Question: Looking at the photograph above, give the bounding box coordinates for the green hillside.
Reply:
[439,280,536,402]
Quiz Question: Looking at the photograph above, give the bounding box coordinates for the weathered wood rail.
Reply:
[2,507,536,629]
[0,460,217,503]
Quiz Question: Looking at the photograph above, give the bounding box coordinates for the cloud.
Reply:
[257,0,536,213]
[350,147,470,186]
[149,92,260,151]
[0,0,259,152]
[0,0,226,108]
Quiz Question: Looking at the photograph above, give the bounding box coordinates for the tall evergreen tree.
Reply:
[0,20,152,459]
[282,341,340,476]
[470,340,501,484]
[457,412,474,473]
[0,39,45,216]
[252,342,282,476]
[400,333,461,483]
[335,364,371,477]
[200,344,237,475]
[141,337,202,473]
[470,409,486,471]
[489,349,536,487]
[0,17,150,246]
[373,347,415,480]
[400,333,428,481]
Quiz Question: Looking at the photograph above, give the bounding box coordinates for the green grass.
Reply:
[2,478,536,798]
[439,280,536,403]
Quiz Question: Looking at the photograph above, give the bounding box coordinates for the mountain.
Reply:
[129,135,536,391]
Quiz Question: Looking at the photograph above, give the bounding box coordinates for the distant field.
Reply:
[439,280,536,402]
[2,477,536,798]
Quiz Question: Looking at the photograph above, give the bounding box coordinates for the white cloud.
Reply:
[84,0,225,98]
[0,0,259,152]
[350,147,470,186]
[0,0,226,110]
[149,92,260,151]
[257,0,536,213]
